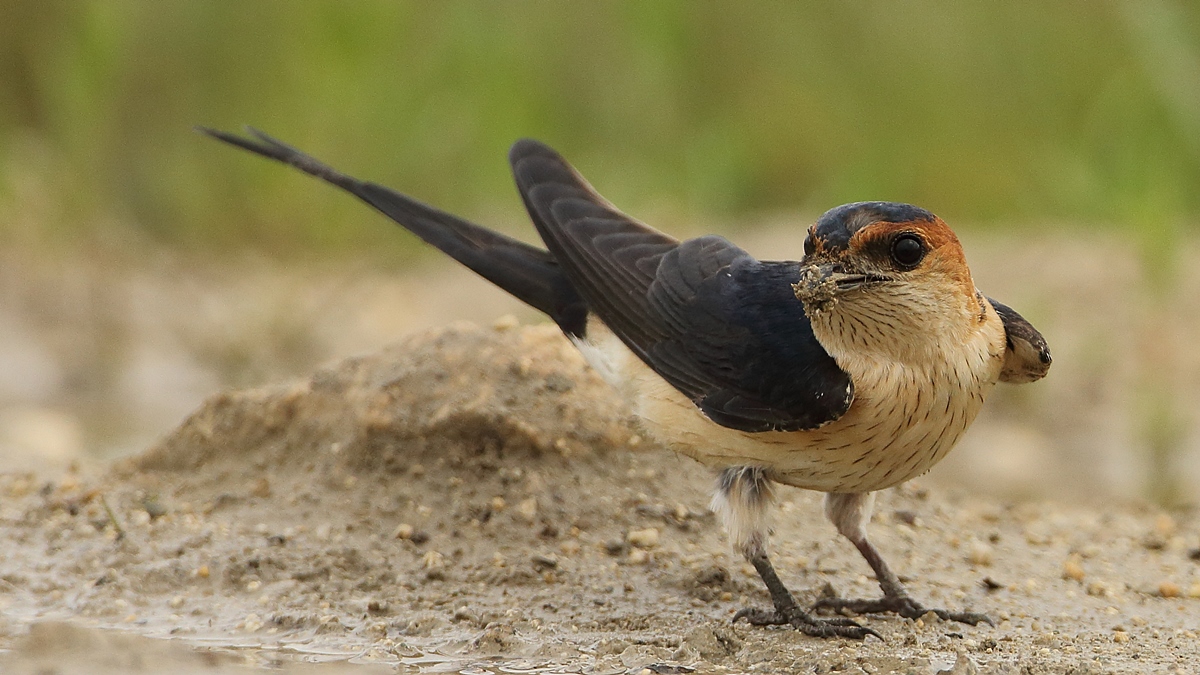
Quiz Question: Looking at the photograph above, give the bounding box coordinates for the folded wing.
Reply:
[988,298,1052,383]
[510,140,853,432]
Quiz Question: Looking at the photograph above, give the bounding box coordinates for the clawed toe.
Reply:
[928,609,994,626]
[801,620,881,640]
[733,607,787,626]
[813,593,992,627]
[733,606,881,640]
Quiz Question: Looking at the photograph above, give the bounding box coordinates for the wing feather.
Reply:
[988,297,1052,383]
[510,139,853,432]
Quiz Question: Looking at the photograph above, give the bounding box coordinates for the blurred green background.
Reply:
[2,1,1198,258]
[0,1,1198,504]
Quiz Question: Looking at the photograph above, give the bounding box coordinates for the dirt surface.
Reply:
[1,322,1199,674]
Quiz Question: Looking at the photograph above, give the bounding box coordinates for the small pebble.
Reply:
[490,497,506,512]
[1187,582,1200,599]
[422,550,446,570]
[628,548,650,565]
[141,496,167,520]
[393,523,415,540]
[251,478,271,499]
[968,541,993,566]
[603,540,629,556]
[1159,581,1180,598]
[517,498,538,522]
[1062,556,1085,582]
[195,565,210,579]
[627,527,660,549]
[1113,630,1129,643]
[168,596,185,609]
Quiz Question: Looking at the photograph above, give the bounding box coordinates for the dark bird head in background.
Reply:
[793,201,984,361]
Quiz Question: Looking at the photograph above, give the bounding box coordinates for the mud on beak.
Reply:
[792,263,891,308]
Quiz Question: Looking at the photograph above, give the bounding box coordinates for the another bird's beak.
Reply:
[792,262,890,310]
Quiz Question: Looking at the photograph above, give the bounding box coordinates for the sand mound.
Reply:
[105,322,728,631]
[134,320,634,476]
[117,319,720,578]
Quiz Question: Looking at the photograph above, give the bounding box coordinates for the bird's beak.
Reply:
[792,262,890,308]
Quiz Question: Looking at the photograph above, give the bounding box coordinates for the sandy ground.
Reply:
[2,321,1199,674]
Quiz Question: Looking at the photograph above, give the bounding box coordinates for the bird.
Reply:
[199,127,1051,640]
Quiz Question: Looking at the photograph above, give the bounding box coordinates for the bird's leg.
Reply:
[813,492,992,626]
[713,468,879,640]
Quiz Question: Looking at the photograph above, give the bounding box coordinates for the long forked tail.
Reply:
[197,127,587,335]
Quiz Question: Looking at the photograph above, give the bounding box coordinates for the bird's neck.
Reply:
[809,284,1005,376]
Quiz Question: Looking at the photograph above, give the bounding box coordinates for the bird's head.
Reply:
[793,201,988,361]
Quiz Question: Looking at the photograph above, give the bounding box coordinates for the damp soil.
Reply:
[1,322,1198,674]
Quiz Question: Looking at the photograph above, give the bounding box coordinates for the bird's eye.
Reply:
[890,233,925,269]
[803,235,816,258]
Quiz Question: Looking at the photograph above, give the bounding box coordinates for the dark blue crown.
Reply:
[813,201,936,252]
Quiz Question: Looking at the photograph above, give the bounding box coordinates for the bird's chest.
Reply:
[603,311,1005,494]
[774,345,1002,492]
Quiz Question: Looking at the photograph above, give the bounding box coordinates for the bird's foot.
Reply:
[733,605,881,640]
[813,593,993,627]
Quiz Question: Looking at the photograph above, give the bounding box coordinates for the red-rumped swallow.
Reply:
[200,128,1051,640]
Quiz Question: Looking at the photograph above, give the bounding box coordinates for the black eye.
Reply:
[803,235,816,257]
[890,233,925,269]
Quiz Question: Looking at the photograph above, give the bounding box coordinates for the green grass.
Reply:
[1,1,1198,260]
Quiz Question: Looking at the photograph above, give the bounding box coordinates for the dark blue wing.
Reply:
[988,297,1052,383]
[510,139,853,432]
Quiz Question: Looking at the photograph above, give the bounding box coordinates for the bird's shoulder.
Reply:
[638,243,855,432]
